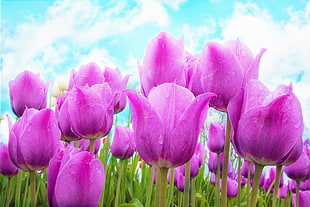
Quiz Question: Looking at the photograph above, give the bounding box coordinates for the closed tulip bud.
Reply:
[138,32,186,96]
[64,84,114,140]
[199,41,265,111]
[9,108,60,171]
[68,62,104,90]
[103,67,130,113]
[9,70,49,117]
[127,82,214,168]
[228,80,304,166]
[207,122,225,153]
[110,126,135,160]
[292,190,310,207]
[283,149,310,181]
[0,143,18,177]
[278,184,288,199]
[227,178,238,198]
[241,160,255,178]
[210,172,216,186]
[47,146,105,207]
[175,169,185,192]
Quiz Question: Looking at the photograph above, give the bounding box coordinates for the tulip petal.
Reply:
[244,48,266,84]
[237,93,304,165]
[126,90,163,166]
[167,92,215,167]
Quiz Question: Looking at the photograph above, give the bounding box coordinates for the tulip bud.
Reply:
[110,126,135,160]
[0,143,18,177]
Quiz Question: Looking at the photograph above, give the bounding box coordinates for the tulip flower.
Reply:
[300,179,310,191]
[103,67,130,113]
[241,160,255,179]
[227,178,238,198]
[9,70,49,117]
[292,190,310,207]
[110,126,135,160]
[127,82,214,168]
[0,143,18,177]
[174,169,185,192]
[68,62,104,90]
[9,108,60,171]
[283,150,310,182]
[185,52,204,96]
[138,32,187,96]
[207,122,225,153]
[47,146,105,207]
[199,40,266,111]
[71,138,101,154]
[228,80,304,166]
[262,168,284,192]
[278,184,288,199]
[60,83,114,141]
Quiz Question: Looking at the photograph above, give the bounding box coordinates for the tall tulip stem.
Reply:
[246,163,252,207]
[146,166,155,207]
[155,167,168,207]
[221,113,232,207]
[296,180,300,207]
[272,165,282,207]
[114,159,124,207]
[15,169,22,207]
[5,177,12,207]
[250,164,264,207]
[184,161,191,207]
[166,168,175,207]
[89,139,95,153]
[216,153,221,207]
[29,171,36,207]
[237,156,241,207]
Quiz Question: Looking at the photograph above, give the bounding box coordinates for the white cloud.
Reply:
[220,1,310,135]
[1,0,186,90]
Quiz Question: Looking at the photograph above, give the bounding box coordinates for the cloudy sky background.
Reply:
[1,0,310,136]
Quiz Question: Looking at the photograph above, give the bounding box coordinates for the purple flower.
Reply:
[300,179,310,191]
[262,168,284,192]
[207,122,225,153]
[208,152,233,175]
[60,84,114,140]
[9,70,49,117]
[138,32,186,96]
[110,126,135,160]
[103,67,130,113]
[174,168,185,192]
[0,143,18,177]
[283,148,310,181]
[278,184,288,199]
[185,52,204,96]
[241,160,255,178]
[227,178,238,198]
[292,190,310,207]
[228,80,304,166]
[127,82,214,168]
[199,40,266,111]
[9,108,60,171]
[47,146,105,207]
[68,62,104,90]
[71,138,101,154]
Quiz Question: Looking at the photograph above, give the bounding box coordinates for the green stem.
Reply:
[29,171,36,207]
[155,167,168,207]
[295,180,300,207]
[237,156,241,207]
[5,177,12,207]
[221,113,232,207]
[114,159,124,207]
[216,153,221,207]
[15,169,22,207]
[272,165,282,207]
[183,161,191,207]
[145,166,155,207]
[246,162,252,207]
[166,168,175,207]
[104,134,111,167]
[250,164,264,207]
[75,140,80,148]
[178,191,183,207]
[89,139,95,153]
[191,178,196,207]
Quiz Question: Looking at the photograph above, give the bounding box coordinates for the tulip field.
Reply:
[1,31,310,207]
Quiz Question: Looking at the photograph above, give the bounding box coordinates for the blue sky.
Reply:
[1,0,310,135]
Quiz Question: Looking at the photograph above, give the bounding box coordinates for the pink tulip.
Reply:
[110,126,135,160]
[0,143,18,177]
[207,122,225,153]
[9,70,49,117]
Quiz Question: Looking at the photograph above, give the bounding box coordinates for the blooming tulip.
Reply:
[207,122,225,153]
[103,67,130,113]
[228,80,304,166]
[199,41,266,111]
[110,126,135,160]
[292,190,310,207]
[0,143,18,177]
[127,82,214,168]
[138,32,186,96]
[59,84,114,140]
[9,70,49,117]
[47,146,105,206]
[9,108,60,171]
[68,62,104,90]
